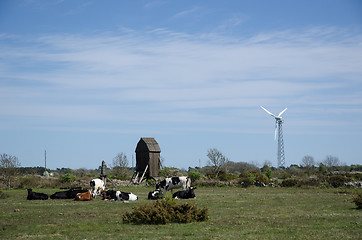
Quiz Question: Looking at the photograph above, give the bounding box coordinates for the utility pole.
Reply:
[43,150,50,177]
[45,150,47,170]
[100,160,107,185]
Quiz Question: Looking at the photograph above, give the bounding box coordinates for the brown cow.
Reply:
[74,190,93,201]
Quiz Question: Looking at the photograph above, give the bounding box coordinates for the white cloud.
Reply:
[1,27,362,133]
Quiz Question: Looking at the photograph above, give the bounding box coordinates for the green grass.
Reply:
[0,187,360,239]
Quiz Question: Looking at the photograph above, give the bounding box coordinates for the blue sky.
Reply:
[1,0,361,170]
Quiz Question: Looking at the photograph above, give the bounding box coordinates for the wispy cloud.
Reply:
[1,27,361,134]
[173,7,200,18]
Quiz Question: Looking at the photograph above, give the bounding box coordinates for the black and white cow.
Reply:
[172,187,196,199]
[90,179,105,197]
[147,188,162,200]
[50,188,88,199]
[156,176,191,196]
[27,189,48,200]
[101,190,138,201]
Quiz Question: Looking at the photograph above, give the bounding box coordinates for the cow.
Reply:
[147,188,162,200]
[74,190,93,201]
[27,189,48,200]
[172,187,196,199]
[50,188,87,199]
[69,188,89,198]
[101,190,138,201]
[156,176,191,197]
[90,179,105,197]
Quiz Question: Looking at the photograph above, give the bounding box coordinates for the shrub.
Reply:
[188,171,202,182]
[327,175,348,188]
[159,167,186,178]
[265,168,272,179]
[122,198,209,224]
[239,172,256,187]
[281,178,299,187]
[301,176,320,187]
[59,173,76,183]
[239,171,270,187]
[218,172,238,181]
[19,175,41,188]
[353,190,362,209]
[255,173,270,185]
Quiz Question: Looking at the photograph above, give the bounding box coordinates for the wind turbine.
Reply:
[260,106,287,168]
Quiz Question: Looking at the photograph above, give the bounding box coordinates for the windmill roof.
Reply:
[136,137,161,152]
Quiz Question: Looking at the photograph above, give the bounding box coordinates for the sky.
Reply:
[0,0,362,170]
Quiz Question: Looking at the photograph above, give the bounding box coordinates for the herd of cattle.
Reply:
[26,176,196,201]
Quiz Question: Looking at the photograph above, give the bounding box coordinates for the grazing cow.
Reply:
[147,188,162,200]
[50,188,87,199]
[74,190,93,201]
[172,187,196,199]
[156,176,191,196]
[90,179,105,197]
[27,189,48,200]
[101,190,138,201]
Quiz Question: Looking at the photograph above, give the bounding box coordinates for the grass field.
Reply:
[0,186,361,239]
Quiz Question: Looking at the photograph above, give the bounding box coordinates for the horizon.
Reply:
[1,0,362,170]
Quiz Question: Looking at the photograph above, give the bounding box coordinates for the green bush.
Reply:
[353,190,362,209]
[188,171,202,182]
[59,173,76,183]
[218,172,238,181]
[255,173,270,185]
[122,198,209,224]
[238,171,270,187]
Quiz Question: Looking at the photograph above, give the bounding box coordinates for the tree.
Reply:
[263,160,273,168]
[0,153,21,190]
[323,155,340,168]
[112,153,129,178]
[301,155,315,175]
[207,148,229,178]
[301,155,315,168]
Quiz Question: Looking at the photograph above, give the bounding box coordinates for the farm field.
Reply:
[0,186,361,240]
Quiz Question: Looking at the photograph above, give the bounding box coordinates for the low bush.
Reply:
[301,176,321,187]
[122,198,209,224]
[239,171,270,187]
[19,175,42,188]
[281,178,299,187]
[353,190,362,209]
[238,177,254,187]
[326,175,348,188]
[195,179,235,187]
[59,173,76,183]
[218,172,238,181]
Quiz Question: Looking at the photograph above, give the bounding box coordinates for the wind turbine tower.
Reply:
[260,106,287,168]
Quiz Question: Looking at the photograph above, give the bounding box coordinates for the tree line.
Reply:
[1,150,361,189]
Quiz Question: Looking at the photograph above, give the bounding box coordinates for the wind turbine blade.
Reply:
[260,106,277,118]
[278,108,288,117]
